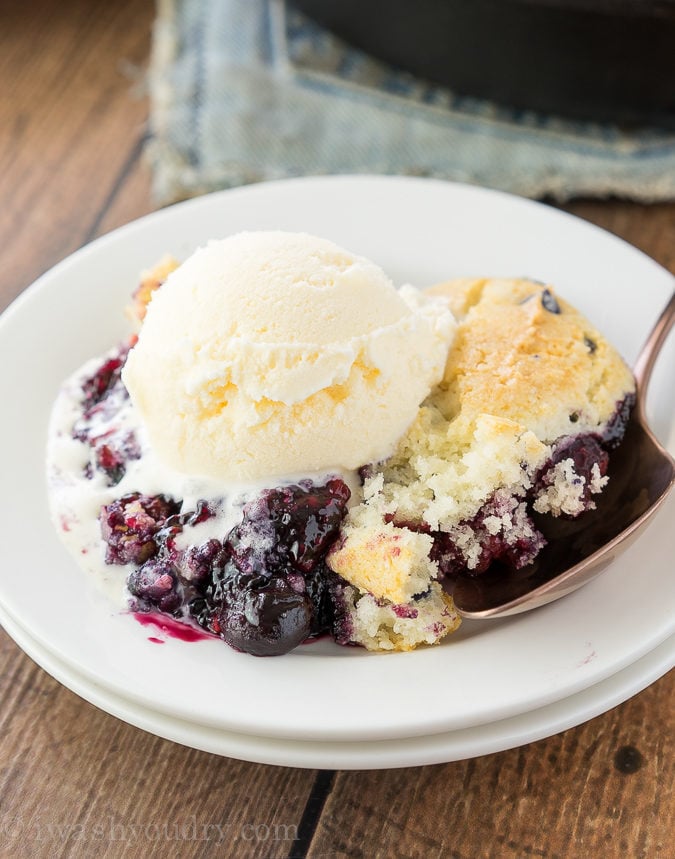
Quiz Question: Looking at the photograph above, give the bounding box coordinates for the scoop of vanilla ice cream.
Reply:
[122,231,455,481]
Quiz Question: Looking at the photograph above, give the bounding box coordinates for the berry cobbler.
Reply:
[47,234,636,657]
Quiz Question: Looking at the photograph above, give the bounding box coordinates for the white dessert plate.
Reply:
[0,600,672,769]
[0,176,673,742]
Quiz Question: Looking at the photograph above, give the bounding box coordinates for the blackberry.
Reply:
[100,492,180,565]
[127,557,182,614]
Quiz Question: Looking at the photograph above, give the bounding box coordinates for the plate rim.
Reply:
[1,599,672,769]
[1,174,674,742]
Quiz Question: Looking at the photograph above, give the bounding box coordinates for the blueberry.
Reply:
[324,572,355,646]
[125,479,351,655]
[541,289,561,314]
[94,442,126,485]
[358,463,376,484]
[73,343,144,484]
[429,530,465,578]
[547,434,608,482]
[584,335,597,353]
[425,493,544,577]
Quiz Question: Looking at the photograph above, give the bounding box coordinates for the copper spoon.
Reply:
[452,291,675,618]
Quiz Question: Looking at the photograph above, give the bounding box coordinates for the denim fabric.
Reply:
[149,0,675,204]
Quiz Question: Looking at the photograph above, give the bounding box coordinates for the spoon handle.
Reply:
[632,290,675,416]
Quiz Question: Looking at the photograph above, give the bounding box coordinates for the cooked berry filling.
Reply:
[89,431,141,486]
[193,480,351,655]
[382,423,629,578]
[226,478,351,575]
[73,342,141,485]
[533,434,609,515]
[601,393,636,448]
[211,568,314,657]
[101,480,351,656]
[325,572,356,647]
[396,492,545,579]
[100,492,181,565]
[81,347,131,410]
[127,557,183,614]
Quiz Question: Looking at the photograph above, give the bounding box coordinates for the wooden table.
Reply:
[1,2,673,856]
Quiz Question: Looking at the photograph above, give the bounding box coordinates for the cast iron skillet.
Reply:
[290,0,675,128]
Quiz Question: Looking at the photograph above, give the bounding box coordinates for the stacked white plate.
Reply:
[0,177,672,769]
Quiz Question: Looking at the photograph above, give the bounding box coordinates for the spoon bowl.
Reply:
[453,291,675,618]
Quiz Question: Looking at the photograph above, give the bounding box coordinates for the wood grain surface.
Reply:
[0,1,672,857]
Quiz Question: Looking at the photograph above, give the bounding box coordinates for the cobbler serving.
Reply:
[47,235,635,657]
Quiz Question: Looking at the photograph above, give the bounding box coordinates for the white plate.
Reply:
[0,176,673,742]
[0,600,671,769]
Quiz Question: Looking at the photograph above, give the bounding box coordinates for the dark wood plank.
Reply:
[0,3,673,859]
[0,3,318,857]
[0,631,315,859]
[93,148,154,240]
[308,676,674,859]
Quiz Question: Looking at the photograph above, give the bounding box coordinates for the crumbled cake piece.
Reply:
[332,581,460,652]
[532,434,611,516]
[533,460,607,516]
[328,278,635,589]
[375,411,548,530]
[127,255,180,326]
[327,498,437,603]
